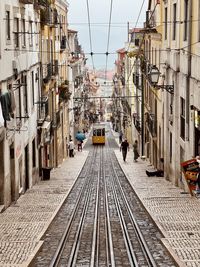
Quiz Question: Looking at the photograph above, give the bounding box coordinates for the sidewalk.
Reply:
[0,151,88,267]
[113,131,200,267]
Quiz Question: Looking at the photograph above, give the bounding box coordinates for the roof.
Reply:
[129,28,143,34]
[68,29,78,34]
[116,48,126,54]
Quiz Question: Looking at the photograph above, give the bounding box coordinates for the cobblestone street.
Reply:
[0,133,200,267]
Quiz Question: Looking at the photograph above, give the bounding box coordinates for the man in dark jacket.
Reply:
[120,139,129,162]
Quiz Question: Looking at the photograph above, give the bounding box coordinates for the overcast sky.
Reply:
[67,0,148,70]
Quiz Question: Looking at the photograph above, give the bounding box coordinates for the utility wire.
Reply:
[126,0,146,53]
[86,0,95,71]
[5,42,200,56]
[105,0,114,82]
[125,3,159,87]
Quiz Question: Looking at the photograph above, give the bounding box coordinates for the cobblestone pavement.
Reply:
[0,150,88,267]
[113,132,200,267]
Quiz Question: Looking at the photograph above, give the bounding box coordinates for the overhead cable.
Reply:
[105,0,114,81]
[86,0,95,70]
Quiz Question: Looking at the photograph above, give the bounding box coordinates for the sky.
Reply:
[67,0,148,71]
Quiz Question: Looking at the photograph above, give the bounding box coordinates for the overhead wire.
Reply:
[126,0,146,53]
[105,0,114,82]
[5,41,200,56]
[86,0,95,71]
[125,3,159,88]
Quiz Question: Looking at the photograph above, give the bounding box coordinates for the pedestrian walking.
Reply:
[119,130,123,144]
[133,140,139,162]
[68,139,75,157]
[77,140,83,151]
[120,139,129,162]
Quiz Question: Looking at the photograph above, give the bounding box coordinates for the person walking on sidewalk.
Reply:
[119,130,123,144]
[77,140,83,151]
[133,140,139,162]
[120,139,129,162]
[68,139,75,157]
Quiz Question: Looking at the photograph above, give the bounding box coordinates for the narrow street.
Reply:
[0,126,199,266]
[1,1,200,266]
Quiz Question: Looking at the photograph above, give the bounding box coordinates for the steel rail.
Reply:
[109,152,157,267]
[106,150,138,267]
[103,150,116,267]
[49,147,98,267]
[90,146,101,267]
[67,166,95,267]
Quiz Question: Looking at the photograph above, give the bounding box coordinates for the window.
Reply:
[6,11,10,40]
[172,4,176,40]
[31,71,34,106]
[32,139,36,168]
[184,0,188,41]
[22,19,26,47]
[29,21,33,46]
[164,7,168,40]
[170,132,172,163]
[35,22,38,45]
[180,97,185,140]
[135,39,139,46]
[14,18,19,48]
[23,75,28,116]
[16,80,22,122]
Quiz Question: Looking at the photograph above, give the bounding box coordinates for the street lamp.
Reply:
[148,65,174,94]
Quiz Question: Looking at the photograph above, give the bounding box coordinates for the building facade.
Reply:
[142,0,200,189]
[0,0,40,208]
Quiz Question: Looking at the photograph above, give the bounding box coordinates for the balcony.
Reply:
[52,60,59,76]
[43,63,52,84]
[60,36,67,50]
[19,0,34,4]
[133,113,141,133]
[145,10,156,29]
[58,81,71,102]
[40,6,58,26]
[146,112,157,137]
[34,0,49,9]
[37,96,49,126]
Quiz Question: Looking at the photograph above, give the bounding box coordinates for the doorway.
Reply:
[195,128,200,156]
[0,140,4,204]
[10,144,15,202]
[25,145,29,191]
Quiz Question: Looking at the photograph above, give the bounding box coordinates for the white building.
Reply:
[0,0,40,209]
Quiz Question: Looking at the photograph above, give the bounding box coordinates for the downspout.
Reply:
[186,0,192,141]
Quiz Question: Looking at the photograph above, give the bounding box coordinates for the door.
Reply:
[10,144,15,202]
[25,145,29,191]
[0,140,4,204]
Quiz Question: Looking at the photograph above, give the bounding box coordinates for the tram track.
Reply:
[31,126,178,267]
[107,147,157,266]
[49,146,99,267]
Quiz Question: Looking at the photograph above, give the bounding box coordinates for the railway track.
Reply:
[31,128,177,267]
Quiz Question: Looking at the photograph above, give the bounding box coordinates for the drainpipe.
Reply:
[186,0,192,141]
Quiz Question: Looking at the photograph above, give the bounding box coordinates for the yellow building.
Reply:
[142,1,164,171]
[38,0,70,174]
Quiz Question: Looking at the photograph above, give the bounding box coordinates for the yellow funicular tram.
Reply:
[92,123,106,145]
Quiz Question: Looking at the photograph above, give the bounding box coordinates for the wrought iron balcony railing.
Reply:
[19,0,34,4]
[43,63,52,84]
[146,112,157,137]
[60,36,67,50]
